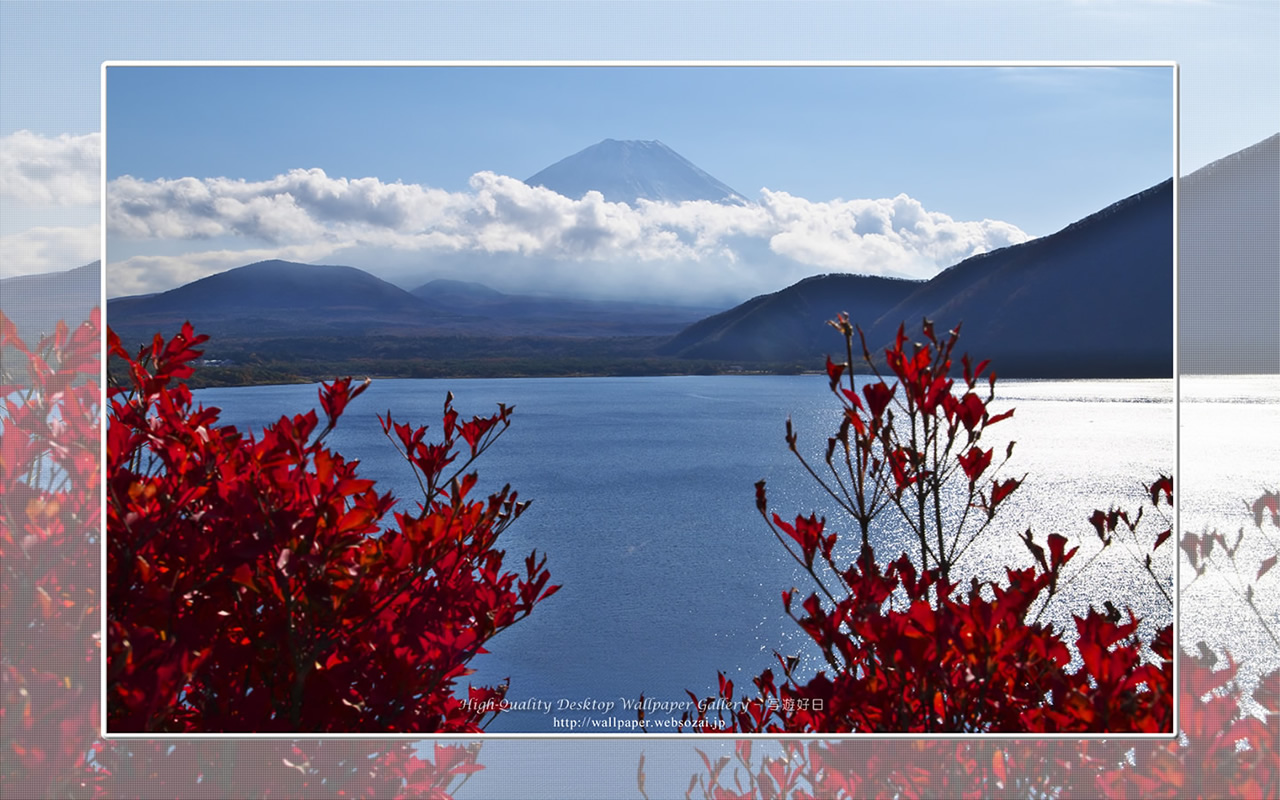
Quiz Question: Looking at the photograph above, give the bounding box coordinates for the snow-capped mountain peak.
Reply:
[525,139,748,206]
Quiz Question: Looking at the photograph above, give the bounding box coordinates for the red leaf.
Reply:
[957,446,992,482]
[1046,533,1077,571]
[1089,509,1110,541]
[1147,475,1173,506]
[719,673,734,701]
[230,564,259,593]
[1253,491,1280,529]
[990,478,1019,508]
[825,356,846,390]
[319,377,371,427]
[862,382,896,420]
[983,408,1015,426]
[955,393,984,432]
[1259,555,1277,580]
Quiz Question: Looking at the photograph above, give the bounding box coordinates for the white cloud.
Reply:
[0,131,100,207]
[108,169,464,244]
[759,190,1028,276]
[106,168,1033,301]
[0,224,100,280]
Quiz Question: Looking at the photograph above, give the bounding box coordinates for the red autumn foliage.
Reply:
[2,310,103,796]
[662,643,1278,800]
[3,309,494,797]
[672,317,1174,734]
[4,306,1277,797]
[104,321,558,732]
[660,499,1280,798]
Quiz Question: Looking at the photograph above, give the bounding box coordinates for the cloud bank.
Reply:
[105,168,1032,302]
[1,131,102,278]
[2,225,102,277]
[1,130,101,207]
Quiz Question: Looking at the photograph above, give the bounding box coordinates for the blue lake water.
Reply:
[194,374,1187,733]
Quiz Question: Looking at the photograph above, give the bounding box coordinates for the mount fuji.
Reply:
[524,139,749,207]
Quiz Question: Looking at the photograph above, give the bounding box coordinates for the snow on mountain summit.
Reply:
[524,139,749,207]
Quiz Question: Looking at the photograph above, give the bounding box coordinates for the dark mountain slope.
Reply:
[1,261,101,343]
[107,259,718,347]
[412,278,506,305]
[525,139,747,206]
[860,178,1174,377]
[658,274,920,362]
[1179,133,1279,374]
[666,178,1173,378]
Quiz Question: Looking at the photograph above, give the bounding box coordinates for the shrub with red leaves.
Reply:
[105,322,558,733]
[4,311,496,796]
[672,317,1174,734]
[656,496,1280,798]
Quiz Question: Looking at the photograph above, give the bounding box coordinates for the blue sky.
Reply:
[96,64,1173,302]
[104,65,1173,234]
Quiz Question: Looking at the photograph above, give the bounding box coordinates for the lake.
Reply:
[193,374,1198,733]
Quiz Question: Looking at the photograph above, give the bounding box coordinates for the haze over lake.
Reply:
[196,373,1191,733]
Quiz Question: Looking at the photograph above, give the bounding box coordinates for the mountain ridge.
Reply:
[666,177,1175,377]
[1,261,101,343]
[107,259,444,338]
[658,274,920,362]
[1178,132,1279,374]
[107,259,718,343]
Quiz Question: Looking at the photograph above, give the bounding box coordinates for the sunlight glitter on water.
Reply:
[1179,374,1280,696]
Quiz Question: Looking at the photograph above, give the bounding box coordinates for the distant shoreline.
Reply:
[149,357,1170,391]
